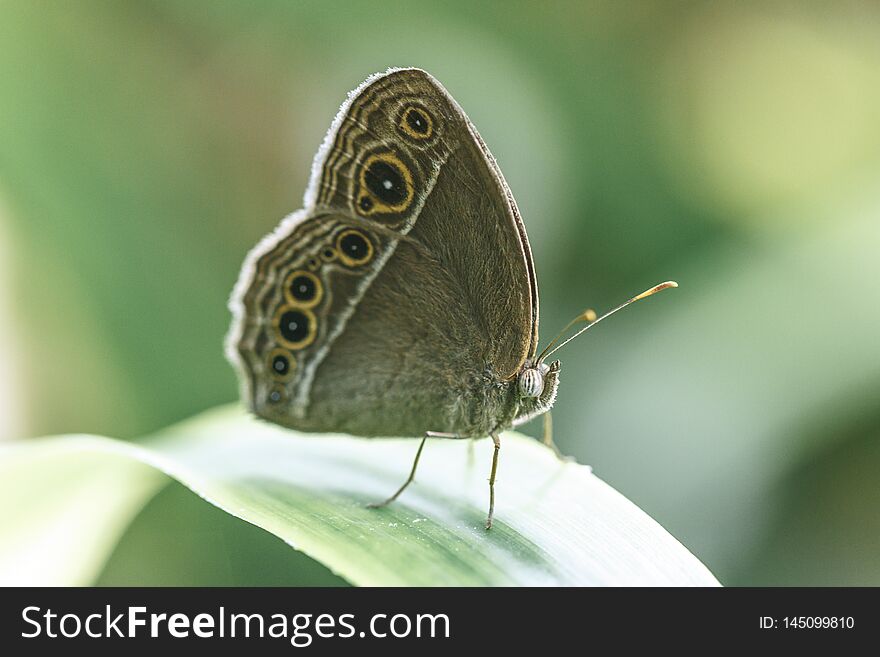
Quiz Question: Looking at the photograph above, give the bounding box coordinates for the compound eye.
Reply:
[518,368,545,398]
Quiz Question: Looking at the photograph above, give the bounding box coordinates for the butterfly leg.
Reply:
[542,411,573,462]
[486,433,501,530]
[367,431,458,509]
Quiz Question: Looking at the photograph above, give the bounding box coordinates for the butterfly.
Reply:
[226,68,675,528]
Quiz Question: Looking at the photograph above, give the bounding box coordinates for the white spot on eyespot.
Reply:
[382,179,392,190]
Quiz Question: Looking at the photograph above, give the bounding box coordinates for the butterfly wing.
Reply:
[227,68,538,437]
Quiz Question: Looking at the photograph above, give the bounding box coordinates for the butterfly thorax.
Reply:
[441,358,561,437]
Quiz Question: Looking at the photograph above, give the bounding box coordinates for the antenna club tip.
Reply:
[633,280,679,301]
[538,280,679,360]
[651,281,678,292]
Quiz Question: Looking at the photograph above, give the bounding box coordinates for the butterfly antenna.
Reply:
[535,309,598,363]
[537,281,678,362]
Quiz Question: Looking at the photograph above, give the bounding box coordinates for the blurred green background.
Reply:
[1,0,879,586]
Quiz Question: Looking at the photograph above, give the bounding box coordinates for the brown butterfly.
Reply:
[227,68,676,528]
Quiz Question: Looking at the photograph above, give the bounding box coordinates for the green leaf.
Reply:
[0,441,164,586]
[0,405,719,586]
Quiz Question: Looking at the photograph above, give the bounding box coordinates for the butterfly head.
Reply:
[518,360,556,398]
[512,358,560,426]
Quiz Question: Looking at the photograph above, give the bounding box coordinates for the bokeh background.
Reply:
[2,0,879,586]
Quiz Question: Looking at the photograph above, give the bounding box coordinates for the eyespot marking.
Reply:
[284,270,322,308]
[356,152,414,216]
[336,229,374,267]
[267,385,286,405]
[267,347,295,381]
[399,105,434,140]
[273,306,317,350]
[365,159,407,205]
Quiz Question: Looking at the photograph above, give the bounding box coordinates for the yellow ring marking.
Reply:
[356,152,414,216]
[272,305,317,350]
[399,105,434,140]
[335,229,374,267]
[266,347,296,381]
[283,269,323,309]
